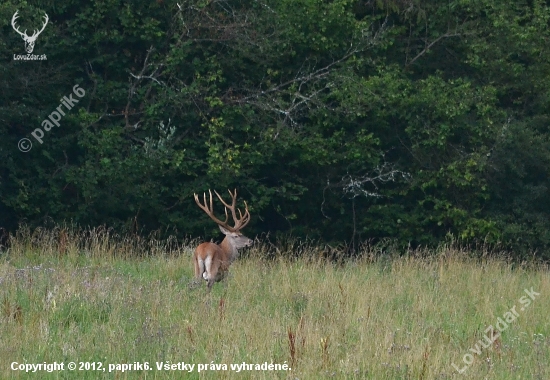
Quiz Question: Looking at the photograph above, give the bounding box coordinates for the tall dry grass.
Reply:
[0,226,549,379]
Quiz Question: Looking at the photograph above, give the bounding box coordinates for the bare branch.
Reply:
[329,159,411,200]
[406,18,474,67]
[407,31,462,66]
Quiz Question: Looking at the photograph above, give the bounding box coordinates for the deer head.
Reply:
[194,189,253,251]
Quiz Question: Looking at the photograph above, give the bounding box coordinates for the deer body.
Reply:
[193,190,252,290]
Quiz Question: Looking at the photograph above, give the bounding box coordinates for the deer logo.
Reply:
[11,10,49,54]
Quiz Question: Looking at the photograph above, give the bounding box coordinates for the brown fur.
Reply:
[193,229,252,290]
[194,242,230,289]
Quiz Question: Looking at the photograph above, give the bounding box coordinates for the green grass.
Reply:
[0,227,549,379]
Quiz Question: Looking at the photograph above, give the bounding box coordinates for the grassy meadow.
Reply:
[0,227,549,379]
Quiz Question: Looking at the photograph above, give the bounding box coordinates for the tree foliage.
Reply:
[1,0,549,258]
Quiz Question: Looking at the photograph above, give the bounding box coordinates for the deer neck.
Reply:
[220,237,238,261]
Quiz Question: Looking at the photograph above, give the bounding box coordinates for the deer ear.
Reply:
[219,225,231,235]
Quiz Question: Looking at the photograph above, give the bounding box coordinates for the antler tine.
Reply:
[209,189,230,226]
[193,192,207,214]
[206,190,213,215]
[214,189,238,225]
[237,200,251,229]
[232,200,250,230]
[40,13,49,32]
[11,11,26,37]
[194,190,232,230]
[32,13,49,37]
[196,189,250,231]
[213,189,236,209]
[212,189,251,231]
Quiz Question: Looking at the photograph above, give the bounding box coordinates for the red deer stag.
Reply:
[193,189,253,290]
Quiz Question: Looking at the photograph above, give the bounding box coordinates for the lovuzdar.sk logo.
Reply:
[11,10,48,61]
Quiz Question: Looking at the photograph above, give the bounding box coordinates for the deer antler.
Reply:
[194,189,250,232]
[215,189,250,230]
[32,13,49,38]
[11,11,48,39]
[11,11,27,38]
